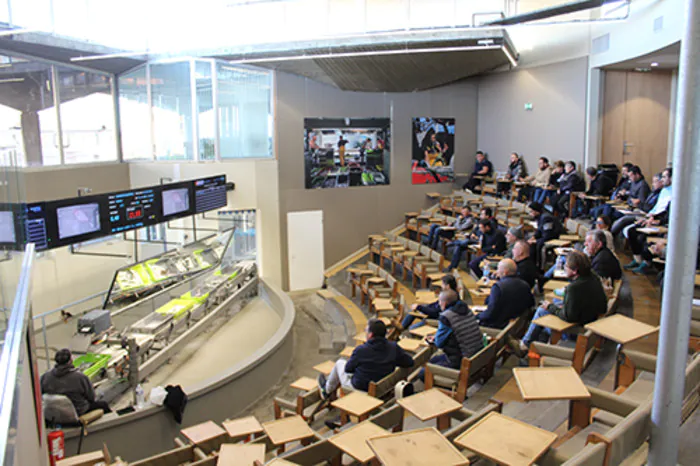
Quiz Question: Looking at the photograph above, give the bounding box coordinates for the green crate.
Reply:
[73,353,112,380]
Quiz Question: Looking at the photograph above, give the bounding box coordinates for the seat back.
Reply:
[386,275,397,291]
[42,394,80,426]
[407,240,420,252]
[430,250,443,264]
[368,404,404,431]
[368,262,380,274]
[565,218,579,235]
[397,236,408,247]
[605,400,652,465]
[369,368,409,398]
[411,347,433,370]
[276,439,341,466]
[419,245,432,257]
[466,340,498,382]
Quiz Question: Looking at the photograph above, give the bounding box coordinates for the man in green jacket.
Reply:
[517,251,607,354]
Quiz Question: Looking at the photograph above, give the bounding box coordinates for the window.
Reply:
[151,61,194,161]
[118,66,151,161]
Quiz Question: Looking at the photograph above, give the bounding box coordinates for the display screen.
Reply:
[56,203,101,240]
[108,188,157,234]
[7,174,227,251]
[0,211,15,244]
[194,175,227,213]
[162,187,191,217]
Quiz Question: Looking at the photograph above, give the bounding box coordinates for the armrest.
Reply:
[588,387,640,417]
[480,327,500,338]
[624,350,657,373]
[426,363,460,382]
[531,341,575,360]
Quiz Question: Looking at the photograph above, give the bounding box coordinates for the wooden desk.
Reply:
[316,289,335,300]
[584,314,659,345]
[415,290,436,304]
[289,377,318,392]
[217,444,265,465]
[545,239,572,247]
[409,325,437,338]
[354,332,367,344]
[56,451,105,466]
[349,268,374,276]
[398,338,423,352]
[181,420,226,446]
[367,427,468,466]
[340,345,356,358]
[397,388,462,430]
[313,360,336,376]
[328,421,388,463]
[469,288,490,306]
[513,367,591,429]
[427,192,442,199]
[331,391,383,424]
[222,416,264,440]
[266,459,299,466]
[559,234,581,242]
[543,280,569,292]
[454,412,557,466]
[373,298,394,313]
[405,212,419,218]
[366,277,386,285]
[532,314,575,345]
[637,226,668,235]
[262,415,315,446]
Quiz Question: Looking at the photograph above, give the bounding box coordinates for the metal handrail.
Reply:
[32,290,109,320]
[0,243,36,465]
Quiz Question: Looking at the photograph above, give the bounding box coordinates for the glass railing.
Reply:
[0,243,37,465]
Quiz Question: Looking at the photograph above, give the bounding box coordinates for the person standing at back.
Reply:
[41,348,111,416]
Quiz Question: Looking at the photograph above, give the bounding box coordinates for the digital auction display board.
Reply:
[3,175,228,252]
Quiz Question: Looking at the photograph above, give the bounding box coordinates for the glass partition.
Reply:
[151,61,194,161]
[0,52,117,167]
[118,66,150,161]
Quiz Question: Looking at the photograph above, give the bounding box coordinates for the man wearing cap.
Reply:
[41,348,111,415]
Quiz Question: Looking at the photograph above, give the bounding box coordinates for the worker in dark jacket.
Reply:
[319,319,413,396]
[40,349,111,415]
[469,219,507,277]
[527,202,561,267]
[512,240,540,289]
[463,151,494,191]
[584,230,622,281]
[552,161,586,216]
[398,275,457,330]
[422,290,483,374]
[517,251,607,352]
[477,259,535,329]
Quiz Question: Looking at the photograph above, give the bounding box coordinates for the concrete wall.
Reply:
[275,72,479,289]
[23,162,131,202]
[477,57,590,174]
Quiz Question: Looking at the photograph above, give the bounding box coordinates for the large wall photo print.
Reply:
[411,117,455,184]
[304,118,390,189]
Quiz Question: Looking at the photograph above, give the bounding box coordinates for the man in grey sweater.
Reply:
[41,349,111,416]
[425,205,475,250]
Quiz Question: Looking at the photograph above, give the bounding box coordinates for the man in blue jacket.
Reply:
[477,259,535,329]
[421,290,483,378]
[318,319,413,397]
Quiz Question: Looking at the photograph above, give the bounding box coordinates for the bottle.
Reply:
[482,333,489,347]
[135,384,145,409]
[482,265,490,279]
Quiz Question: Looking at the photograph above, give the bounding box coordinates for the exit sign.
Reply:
[524,103,533,111]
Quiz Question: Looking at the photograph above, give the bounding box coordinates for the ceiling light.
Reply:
[502,47,518,67]
[651,62,659,67]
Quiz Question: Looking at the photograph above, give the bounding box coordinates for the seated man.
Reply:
[584,230,622,281]
[517,251,607,354]
[468,219,507,278]
[610,171,662,235]
[575,167,615,217]
[444,207,497,272]
[519,156,551,201]
[40,348,111,416]
[463,151,493,191]
[397,275,458,331]
[504,226,525,259]
[425,205,475,250]
[526,202,562,267]
[533,160,564,204]
[477,259,535,329]
[318,319,413,397]
[422,290,484,375]
[551,161,585,217]
[512,240,540,289]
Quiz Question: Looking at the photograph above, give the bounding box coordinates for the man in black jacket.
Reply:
[398,275,457,331]
[41,349,111,415]
[552,161,585,216]
[468,218,507,277]
[463,151,493,191]
[512,240,540,289]
[527,202,561,267]
[477,259,535,329]
[318,319,413,397]
[584,230,622,280]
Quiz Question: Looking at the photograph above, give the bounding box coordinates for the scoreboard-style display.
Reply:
[0,175,228,252]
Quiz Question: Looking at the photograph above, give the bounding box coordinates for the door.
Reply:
[601,70,672,178]
[287,210,325,291]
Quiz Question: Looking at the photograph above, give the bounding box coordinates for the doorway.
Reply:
[601,70,673,178]
[287,210,325,291]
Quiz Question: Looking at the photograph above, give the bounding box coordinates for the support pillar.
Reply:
[20,110,42,166]
[649,0,700,464]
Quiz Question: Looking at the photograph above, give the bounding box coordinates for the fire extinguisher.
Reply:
[47,429,65,466]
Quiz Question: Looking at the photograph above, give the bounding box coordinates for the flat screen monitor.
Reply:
[56,203,102,240]
[194,175,227,213]
[0,210,16,244]
[162,187,191,217]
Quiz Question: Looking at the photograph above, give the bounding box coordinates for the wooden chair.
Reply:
[130,444,210,466]
[401,240,424,281]
[528,329,602,374]
[273,388,325,422]
[415,249,445,289]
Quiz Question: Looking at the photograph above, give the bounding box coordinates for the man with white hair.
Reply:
[477,259,535,329]
[584,230,622,281]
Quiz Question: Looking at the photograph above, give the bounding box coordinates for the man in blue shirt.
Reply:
[477,259,535,329]
[318,319,413,397]
[463,151,493,191]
